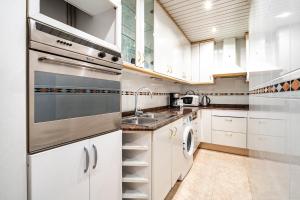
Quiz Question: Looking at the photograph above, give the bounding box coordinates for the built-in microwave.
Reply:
[28,0,121,50]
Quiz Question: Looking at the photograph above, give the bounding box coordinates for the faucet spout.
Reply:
[134,87,153,116]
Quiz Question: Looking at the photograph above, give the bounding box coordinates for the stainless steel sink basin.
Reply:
[122,117,158,125]
[141,112,176,119]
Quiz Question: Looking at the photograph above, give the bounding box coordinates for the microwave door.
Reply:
[28,50,121,153]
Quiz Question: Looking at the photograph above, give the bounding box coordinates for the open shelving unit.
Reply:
[122,131,152,199]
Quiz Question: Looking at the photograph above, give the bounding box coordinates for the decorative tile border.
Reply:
[121,91,169,96]
[35,87,120,94]
[121,91,249,96]
[250,78,300,95]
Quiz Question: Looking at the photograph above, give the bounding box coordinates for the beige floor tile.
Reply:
[172,149,252,200]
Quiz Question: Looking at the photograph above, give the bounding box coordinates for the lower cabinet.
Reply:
[210,110,248,148]
[28,130,122,200]
[152,119,183,200]
[201,109,212,143]
[212,130,246,148]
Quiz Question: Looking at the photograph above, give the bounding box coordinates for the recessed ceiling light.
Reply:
[204,1,212,10]
[212,27,217,33]
[275,12,292,18]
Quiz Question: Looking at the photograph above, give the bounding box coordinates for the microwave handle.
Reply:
[38,57,122,75]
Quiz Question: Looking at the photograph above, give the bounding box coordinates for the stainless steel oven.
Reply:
[28,19,122,153]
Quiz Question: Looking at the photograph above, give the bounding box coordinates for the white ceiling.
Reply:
[158,0,250,42]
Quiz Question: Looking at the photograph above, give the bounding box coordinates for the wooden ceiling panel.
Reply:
[158,0,250,42]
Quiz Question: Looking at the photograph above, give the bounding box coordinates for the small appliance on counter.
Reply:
[170,93,183,108]
[200,95,211,107]
[181,91,200,107]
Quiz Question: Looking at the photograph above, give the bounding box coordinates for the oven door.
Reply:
[29,50,121,153]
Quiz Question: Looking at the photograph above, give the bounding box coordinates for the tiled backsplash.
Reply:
[121,70,249,112]
[121,70,181,112]
[182,77,249,105]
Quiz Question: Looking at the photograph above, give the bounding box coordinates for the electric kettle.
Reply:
[200,95,211,107]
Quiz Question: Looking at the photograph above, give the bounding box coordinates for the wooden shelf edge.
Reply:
[123,63,216,85]
[213,72,247,78]
[123,63,190,84]
[123,63,247,85]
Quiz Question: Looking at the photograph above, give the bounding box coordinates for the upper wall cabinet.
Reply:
[153,1,191,80]
[191,41,214,83]
[121,0,136,64]
[121,0,154,69]
[248,0,300,86]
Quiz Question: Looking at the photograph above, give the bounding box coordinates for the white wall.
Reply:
[121,70,182,112]
[0,0,27,200]
[122,71,249,112]
[182,77,249,105]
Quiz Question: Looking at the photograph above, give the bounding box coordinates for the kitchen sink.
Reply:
[122,117,159,125]
[141,112,176,119]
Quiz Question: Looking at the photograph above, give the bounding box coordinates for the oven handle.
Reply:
[38,57,122,75]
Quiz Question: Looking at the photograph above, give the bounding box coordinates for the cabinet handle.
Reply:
[225,119,233,122]
[92,144,98,169]
[173,127,178,135]
[84,147,90,173]
[170,129,174,137]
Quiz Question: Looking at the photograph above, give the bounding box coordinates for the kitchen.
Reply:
[0,0,300,200]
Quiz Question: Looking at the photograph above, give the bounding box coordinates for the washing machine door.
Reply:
[183,126,195,158]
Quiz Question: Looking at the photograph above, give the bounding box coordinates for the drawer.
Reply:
[212,110,248,118]
[212,130,246,148]
[212,116,247,133]
[247,134,285,154]
[248,118,285,137]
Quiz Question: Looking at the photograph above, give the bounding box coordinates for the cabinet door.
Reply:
[171,119,183,186]
[90,131,122,200]
[191,43,200,82]
[199,41,214,83]
[201,110,212,143]
[152,124,173,200]
[29,140,90,200]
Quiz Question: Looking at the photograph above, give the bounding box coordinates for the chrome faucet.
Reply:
[135,87,153,116]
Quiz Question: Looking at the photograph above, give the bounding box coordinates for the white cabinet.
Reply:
[171,119,184,186]
[223,38,237,68]
[211,111,247,148]
[199,41,214,83]
[247,118,286,154]
[201,109,212,143]
[152,118,183,200]
[152,123,173,200]
[191,44,200,82]
[212,116,247,133]
[212,130,246,148]
[29,131,122,200]
[192,110,202,147]
[90,132,122,200]
[154,1,191,80]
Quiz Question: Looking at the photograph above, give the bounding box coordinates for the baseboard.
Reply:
[200,142,249,156]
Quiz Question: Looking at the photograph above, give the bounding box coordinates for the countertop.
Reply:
[121,104,249,131]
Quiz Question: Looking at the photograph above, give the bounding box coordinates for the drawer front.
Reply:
[248,118,285,137]
[212,116,247,133]
[247,134,285,154]
[212,130,246,148]
[211,110,248,118]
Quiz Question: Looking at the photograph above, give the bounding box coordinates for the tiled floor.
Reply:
[170,149,252,200]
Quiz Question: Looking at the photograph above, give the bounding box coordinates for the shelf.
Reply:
[122,145,149,150]
[122,160,149,167]
[213,72,247,78]
[122,190,148,199]
[122,175,149,183]
[123,63,190,84]
[123,63,247,85]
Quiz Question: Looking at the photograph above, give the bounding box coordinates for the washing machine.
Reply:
[179,115,195,180]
